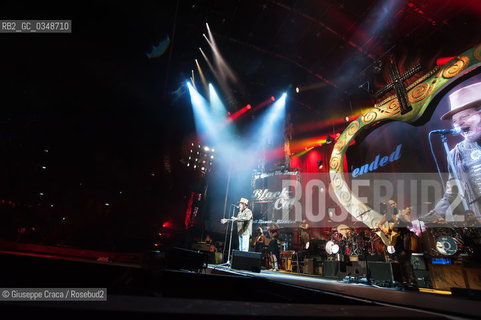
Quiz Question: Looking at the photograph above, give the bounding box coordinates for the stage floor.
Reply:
[0,243,479,319]
[206,264,479,319]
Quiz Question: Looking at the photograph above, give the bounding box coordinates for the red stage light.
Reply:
[162,221,174,229]
[436,57,455,66]
[246,104,251,109]
[271,96,275,102]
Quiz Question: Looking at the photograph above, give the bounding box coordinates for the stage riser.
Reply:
[429,264,481,290]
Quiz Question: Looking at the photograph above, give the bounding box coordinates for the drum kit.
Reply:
[428,226,480,257]
[324,225,384,257]
[322,217,481,259]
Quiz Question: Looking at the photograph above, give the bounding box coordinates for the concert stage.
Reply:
[0,245,479,319]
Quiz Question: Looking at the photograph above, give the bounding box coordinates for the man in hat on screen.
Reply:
[429,81,481,219]
[221,197,253,252]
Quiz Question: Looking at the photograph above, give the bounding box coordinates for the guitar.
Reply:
[375,222,400,247]
[375,207,411,246]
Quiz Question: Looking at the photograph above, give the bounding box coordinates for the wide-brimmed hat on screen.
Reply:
[441,82,481,120]
[238,198,249,205]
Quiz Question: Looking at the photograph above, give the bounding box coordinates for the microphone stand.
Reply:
[221,205,237,267]
[439,133,469,212]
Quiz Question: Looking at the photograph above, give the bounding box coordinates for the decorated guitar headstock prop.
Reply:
[329,45,481,245]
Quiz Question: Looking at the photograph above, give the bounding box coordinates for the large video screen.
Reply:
[347,71,481,223]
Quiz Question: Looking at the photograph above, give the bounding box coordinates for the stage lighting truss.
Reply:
[185,142,215,174]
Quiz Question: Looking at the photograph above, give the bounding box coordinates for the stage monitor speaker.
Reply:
[367,261,402,283]
[451,288,481,300]
[414,270,432,288]
[323,261,340,279]
[231,250,261,273]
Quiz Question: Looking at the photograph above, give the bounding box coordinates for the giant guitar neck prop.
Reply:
[329,45,481,246]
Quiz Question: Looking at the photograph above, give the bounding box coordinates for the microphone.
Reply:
[430,127,462,135]
[231,204,239,208]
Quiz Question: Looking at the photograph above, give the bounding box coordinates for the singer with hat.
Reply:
[428,81,481,219]
[221,197,253,252]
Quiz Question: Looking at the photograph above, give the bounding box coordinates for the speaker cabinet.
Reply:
[367,261,402,282]
[304,258,315,274]
[231,250,261,273]
[411,254,427,270]
[414,270,432,288]
[322,261,347,279]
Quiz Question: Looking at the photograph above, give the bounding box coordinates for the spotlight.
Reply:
[204,146,210,152]
[295,87,300,93]
[271,96,275,102]
[345,116,350,122]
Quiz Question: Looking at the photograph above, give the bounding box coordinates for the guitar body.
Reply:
[377,222,400,247]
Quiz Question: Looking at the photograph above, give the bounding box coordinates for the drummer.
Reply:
[337,224,352,240]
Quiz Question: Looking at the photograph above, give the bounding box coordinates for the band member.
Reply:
[299,219,310,249]
[337,224,352,241]
[221,197,253,252]
[378,200,417,289]
[253,226,266,252]
[267,222,280,271]
[428,82,481,219]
